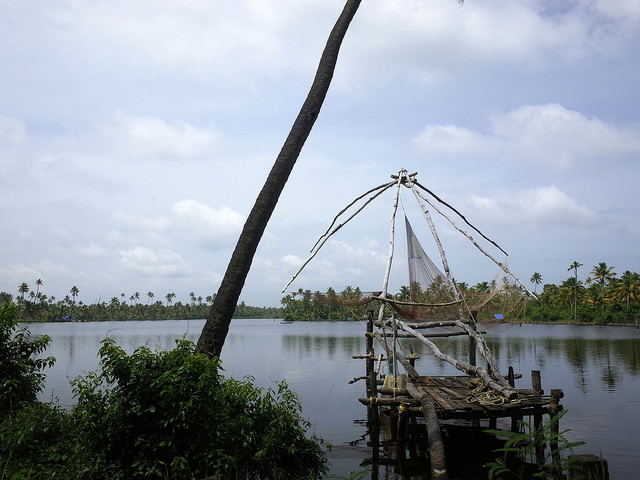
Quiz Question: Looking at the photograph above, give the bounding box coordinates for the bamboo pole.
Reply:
[405,381,448,480]
[452,319,511,390]
[377,172,404,383]
[311,181,395,251]
[411,180,537,300]
[377,318,466,329]
[397,319,518,400]
[281,180,395,292]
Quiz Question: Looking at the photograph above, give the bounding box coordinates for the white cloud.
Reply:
[31,0,630,89]
[578,0,640,22]
[108,112,220,159]
[489,104,640,168]
[45,0,336,77]
[111,211,172,233]
[172,199,244,234]
[0,117,27,145]
[282,254,304,268]
[414,104,640,171]
[413,124,496,155]
[77,243,111,259]
[461,186,602,229]
[111,199,244,250]
[119,246,190,277]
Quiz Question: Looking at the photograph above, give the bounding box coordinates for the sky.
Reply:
[1,0,639,308]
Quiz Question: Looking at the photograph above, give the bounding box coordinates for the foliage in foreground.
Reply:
[0,303,327,479]
[484,410,585,479]
[0,302,54,413]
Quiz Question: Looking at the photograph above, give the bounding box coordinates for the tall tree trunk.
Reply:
[197,0,362,357]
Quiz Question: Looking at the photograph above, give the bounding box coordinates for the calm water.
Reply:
[28,319,640,478]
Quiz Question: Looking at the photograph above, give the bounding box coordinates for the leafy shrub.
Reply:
[0,403,79,479]
[0,302,54,414]
[71,338,327,479]
[484,410,585,479]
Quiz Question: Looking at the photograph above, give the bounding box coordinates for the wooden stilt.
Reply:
[468,311,477,366]
[405,381,448,480]
[549,389,565,475]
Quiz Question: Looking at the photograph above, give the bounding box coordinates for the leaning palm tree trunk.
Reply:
[197,0,362,357]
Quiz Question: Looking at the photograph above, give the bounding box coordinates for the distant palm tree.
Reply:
[473,282,490,294]
[70,286,79,305]
[560,277,584,320]
[147,291,155,305]
[590,262,617,314]
[35,278,43,297]
[18,282,29,303]
[590,262,616,289]
[567,262,582,321]
[613,271,640,307]
[530,272,543,294]
[397,285,411,300]
[165,292,176,307]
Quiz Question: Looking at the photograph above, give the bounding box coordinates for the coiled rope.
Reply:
[464,383,521,406]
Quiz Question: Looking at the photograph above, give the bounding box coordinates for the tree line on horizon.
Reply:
[4,261,638,324]
[281,261,640,325]
[1,282,282,322]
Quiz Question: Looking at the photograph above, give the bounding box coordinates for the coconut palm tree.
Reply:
[196,0,467,356]
[530,273,542,294]
[196,0,364,357]
[165,292,176,307]
[559,277,584,320]
[590,262,616,289]
[613,271,640,308]
[397,285,411,300]
[567,262,582,320]
[147,291,155,305]
[70,286,79,305]
[589,262,617,316]
[17,283,29,303]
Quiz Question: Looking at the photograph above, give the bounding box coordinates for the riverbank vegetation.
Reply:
[281,262,640,325]
[0,302,327,479]
[2,283,282,322]
[4,261,639,325]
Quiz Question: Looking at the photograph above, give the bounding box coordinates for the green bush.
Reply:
[0,308,326,479]
[485,410,585,479]
[0,302,54,414]
[70,338,327,479]
[0,403,79,479]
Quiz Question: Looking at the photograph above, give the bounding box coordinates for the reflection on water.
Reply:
[27,320,640,479]
[283,334,364,358]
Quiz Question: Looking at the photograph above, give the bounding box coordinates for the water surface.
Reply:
[29,320,640,478]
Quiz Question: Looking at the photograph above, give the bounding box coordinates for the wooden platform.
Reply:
[414,375,552,421]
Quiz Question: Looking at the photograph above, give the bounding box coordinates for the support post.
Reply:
[468,311,477,366]
[397,402,410,446]
[366,312,374,381]
[549,389,565,475]
[405,381,448,480]
[531,370,545,465]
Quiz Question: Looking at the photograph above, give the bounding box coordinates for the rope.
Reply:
[464,383,521,406]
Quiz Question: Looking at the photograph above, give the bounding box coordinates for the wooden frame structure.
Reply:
[354,311,565,479]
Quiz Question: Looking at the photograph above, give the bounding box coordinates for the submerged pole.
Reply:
[406,381,447,480]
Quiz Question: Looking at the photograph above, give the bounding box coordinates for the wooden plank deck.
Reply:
[414,375,550,420]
